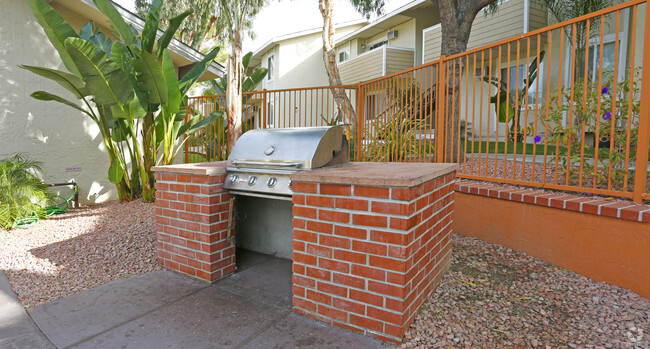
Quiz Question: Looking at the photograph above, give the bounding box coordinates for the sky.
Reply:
[113,0,413,52]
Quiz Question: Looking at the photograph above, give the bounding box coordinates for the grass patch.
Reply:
[464,140,600,157]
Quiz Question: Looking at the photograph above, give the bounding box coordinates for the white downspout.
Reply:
[523,0,530,34]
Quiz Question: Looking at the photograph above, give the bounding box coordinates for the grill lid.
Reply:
[227,126,346,170]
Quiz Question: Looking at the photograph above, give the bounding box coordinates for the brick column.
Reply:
[152,162,235,282]
[290,162,457,342]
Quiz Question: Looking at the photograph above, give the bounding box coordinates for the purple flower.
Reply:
[604,112,611,121]
[534,135,542,143]
[601,87,609,94]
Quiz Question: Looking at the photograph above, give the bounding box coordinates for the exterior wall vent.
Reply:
[387,30,398,40]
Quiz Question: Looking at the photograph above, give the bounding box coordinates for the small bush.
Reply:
[0,154,51,230]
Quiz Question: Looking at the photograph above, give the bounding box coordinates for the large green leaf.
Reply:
[126,94,146,119]
[178,46,220,95]
[162,50,181,114]
[180,112,221,136]
[107,162,124,184]
[110,41,132,73]
[80,21,112,56]
[211,78,226,95]
[132,51,167,106]
[66,38,133,107]
[243,67,268,93]
[28,0,80,76]
[111,41,149,108]
[242,51,253,71]
[156,9,193,58]
[110,118,132,142]
[91,0,137,46]
[19,65,90,98]
[30,91,95,119]
[141,0,163,53]
[490,92,516,123]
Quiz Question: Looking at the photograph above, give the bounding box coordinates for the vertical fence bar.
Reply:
[262,89,267,129]
[356,82,364,162]
[624,5,638,191]
[435,56,447,163]
[633,2,650,202]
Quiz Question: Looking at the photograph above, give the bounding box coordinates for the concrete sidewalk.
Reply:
[14,250,385,348]
[0,271,54,349]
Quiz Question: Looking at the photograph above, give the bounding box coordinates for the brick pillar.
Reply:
[290,163,457,342]
[152,162,235,282]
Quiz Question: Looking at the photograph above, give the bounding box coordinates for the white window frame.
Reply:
[562,8,629,86]
[266,54,275,82]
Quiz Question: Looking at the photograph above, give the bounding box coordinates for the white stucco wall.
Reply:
[1,0,117,204]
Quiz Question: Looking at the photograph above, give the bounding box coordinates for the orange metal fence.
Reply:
[186,0,649,202]
[184,85,358,163]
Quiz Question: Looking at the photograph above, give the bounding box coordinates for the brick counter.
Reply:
[290,162,458,342]
[151,162,235,282]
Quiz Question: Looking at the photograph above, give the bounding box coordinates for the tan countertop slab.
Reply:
[290,162,458,187]
[151,161,227,176]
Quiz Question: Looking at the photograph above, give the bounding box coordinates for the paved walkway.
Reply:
[2,251,385,349]
[0,272,54,348]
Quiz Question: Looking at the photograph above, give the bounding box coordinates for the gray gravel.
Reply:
[401,234,650,348]
[0,200,161,308]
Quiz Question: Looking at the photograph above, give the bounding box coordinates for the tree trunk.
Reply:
[227,29,243,150]
[431,0,498,163]
[319,0,356,134]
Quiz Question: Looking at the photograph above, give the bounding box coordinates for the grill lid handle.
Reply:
[230,160,303,168]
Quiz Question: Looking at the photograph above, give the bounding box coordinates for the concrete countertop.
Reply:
[290,162,458,187]
[151,161,227,176]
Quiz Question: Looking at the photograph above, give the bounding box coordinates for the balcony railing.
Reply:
[338,46,415,85]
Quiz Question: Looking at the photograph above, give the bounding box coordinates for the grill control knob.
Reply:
[229,174,238,183]
[248,176,257,186]
[267,177,277,188]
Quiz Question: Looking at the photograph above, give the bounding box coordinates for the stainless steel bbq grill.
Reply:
[224,126,349,200]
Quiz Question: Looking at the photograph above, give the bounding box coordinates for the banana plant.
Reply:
[21,0,221,201]
[200,51,267,160]
[483,51,545,142]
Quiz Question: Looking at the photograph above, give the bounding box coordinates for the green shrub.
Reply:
[544,68,641,190]
[0,155,51,230]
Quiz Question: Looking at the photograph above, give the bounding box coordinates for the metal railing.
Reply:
[186,0,649,202]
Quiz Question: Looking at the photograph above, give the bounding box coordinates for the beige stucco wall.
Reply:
[251,24,364,127]
[0,0,119,204]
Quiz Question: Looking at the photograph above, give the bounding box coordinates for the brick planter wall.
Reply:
[290,162,458,342]
[151,162,235,282]
[454,180,650,299]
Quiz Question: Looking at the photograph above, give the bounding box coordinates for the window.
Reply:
[500,60,545,104]
[369,40,387,51]
[475,67,488,78]
[339,51,350,63]
[267,55,274,81]
[580,37,625,81]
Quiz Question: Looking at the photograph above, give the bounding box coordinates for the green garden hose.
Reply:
[12,186,78,229]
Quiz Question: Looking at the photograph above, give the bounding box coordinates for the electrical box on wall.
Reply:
[387,30,398,40]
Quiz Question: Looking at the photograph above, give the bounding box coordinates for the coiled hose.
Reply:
[12,186,78,229]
